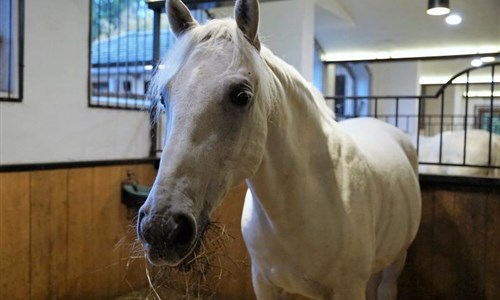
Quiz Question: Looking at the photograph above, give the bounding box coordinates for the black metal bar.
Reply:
[153,11,161,67]
[0,158,160,173]
[374,97,378,118]
[115,1,125,107]
[323,52,500,65]
[7,0,13,100]
[96,0,101,106]
[117,0,122,108]
[419,174,500,190]
[17,0,24,101]
[106,0,112,107]
[146,0,280,11]
[416,97,422,156]
[406,114,409,133]
[125,0,130,104]
[134,0,140,109]
[395,97,400,127]
[463,71,470,165]
[438,91,445,164]
[324,95,436,100]
[139,1,147,110]
[488,64,495,165]
[149,9,161,157]
[419,162,500,169]
[91,60,154,68]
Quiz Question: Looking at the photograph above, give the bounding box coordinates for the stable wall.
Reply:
[0,0,152,165]
[0,0,318,166]
[0,163,253,299]
[2,163,499,299]
[369,61,421,134]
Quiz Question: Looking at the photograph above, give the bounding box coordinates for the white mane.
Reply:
[259,46,336,124]
[148,18,279,121]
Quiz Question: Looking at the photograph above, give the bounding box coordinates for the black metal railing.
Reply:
[150,55,499,172]
[325,62,500,171]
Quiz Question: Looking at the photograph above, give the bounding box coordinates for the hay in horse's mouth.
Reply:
[174,221,232,273]
[135,221,239,299]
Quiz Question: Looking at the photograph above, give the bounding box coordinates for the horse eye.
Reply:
[159,92,168,108]
[231,89,253,107]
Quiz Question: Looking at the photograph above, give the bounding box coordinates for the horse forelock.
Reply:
[148,18,279,124]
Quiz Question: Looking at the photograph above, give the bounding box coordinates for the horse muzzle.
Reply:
[137,208,198,266]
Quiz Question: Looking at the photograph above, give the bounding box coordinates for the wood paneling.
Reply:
[0,172,30,300]
[30,170,69,299]
[399,185,500,300]
[91,166,124,297]
[212,183,254,299]
[485,191,500,299]
[0,164,158,300]
[1,164,499,300]
[66,168,94,299]
[118,165,156,294]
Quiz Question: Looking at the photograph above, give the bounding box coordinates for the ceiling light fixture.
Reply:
[445,14,462,25]
[427,0,450,16]
[480,56,495,63]
[471,58,483,67]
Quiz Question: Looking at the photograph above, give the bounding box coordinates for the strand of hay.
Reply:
[119,219,241,300]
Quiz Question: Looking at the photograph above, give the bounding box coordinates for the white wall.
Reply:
[0,0,151,165]
[0,0,318,165]
[369,61,421,134]
[212,0,315,82]
[259,0,315,82]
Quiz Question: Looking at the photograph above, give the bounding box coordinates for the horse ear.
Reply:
[166,0,198,38]
[234,0,261,51]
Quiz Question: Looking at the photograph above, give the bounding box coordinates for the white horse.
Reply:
[137,1,421,299]
[416,129,500,177]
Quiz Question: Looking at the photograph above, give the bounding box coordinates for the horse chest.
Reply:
[241,194,371,286]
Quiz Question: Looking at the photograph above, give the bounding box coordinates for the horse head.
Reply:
[137,0,272,266]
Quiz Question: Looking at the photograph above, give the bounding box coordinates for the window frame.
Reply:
[0,0,24,102]
[87,0,156,111]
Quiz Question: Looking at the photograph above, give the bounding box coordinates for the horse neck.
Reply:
[246,50,349,220]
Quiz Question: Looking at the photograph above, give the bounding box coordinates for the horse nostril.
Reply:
[138,209,146,223]
[136,208,147,240]
[168,213,196,247]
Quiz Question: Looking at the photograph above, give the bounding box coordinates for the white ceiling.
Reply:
[316,0,500,61]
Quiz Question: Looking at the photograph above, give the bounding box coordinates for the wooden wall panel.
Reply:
[66,168,95,299]
[398,186,436,300]
[399,185,500,300]
[30,170,68,299]
[0,164,159,300]
[118,165,156,294]
[485,190,500,299]
[1,164,499,300]
[431,189,458,299]
[454,190,486,298]
[212,183,255,300]
[0,173,30,300]
[90,166,127,298]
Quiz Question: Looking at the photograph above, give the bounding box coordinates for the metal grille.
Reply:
[0,0,23,102]
[325,62,500,171]
[89,0,208,110]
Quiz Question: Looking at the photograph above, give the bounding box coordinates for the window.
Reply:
[0,0,23,101]
[90,0,208,110]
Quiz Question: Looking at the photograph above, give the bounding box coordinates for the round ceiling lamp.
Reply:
[427,0,450,16]
[445,14,462,25]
